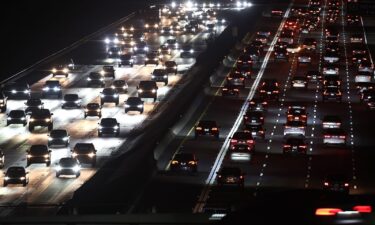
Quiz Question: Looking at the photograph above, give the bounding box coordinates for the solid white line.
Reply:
[193,3,293,213]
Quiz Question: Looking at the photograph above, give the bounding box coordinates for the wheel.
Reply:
[116,132,120,137]
[62,105,65,109]
[131,64,134,67]
[23,181,27,187]
[153,97,157,102]
[48,124,53,131]
[98,114,102,118]
[46,161,51,167]
[65,142,69,147]
[29,125,34,132]
[140,109,144,114]
[3,182,7,187]
[56,173,60,178]
[98,132,102,137]
[65,74,68,78]
[6,123,9,126]
[23,123,27,127]
[165,81,168,85]
[125,110,128,113]
[215,134,219,139]
[76,173,80,178]
[26,161,30,167]
[116,101,119,106]
[92,161,96,167]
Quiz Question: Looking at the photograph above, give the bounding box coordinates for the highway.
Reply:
[0,3,240,216]
[128,0,375,214]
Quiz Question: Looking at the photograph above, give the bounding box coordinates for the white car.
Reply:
[323,64,339,75]
[323,52,340,63]
[284,121,306,137]
[358,61,374,73]
[355,72,372,83]
[323,128,346,145]
[298,53,312,64]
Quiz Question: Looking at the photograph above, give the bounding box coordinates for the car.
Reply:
[158,44,171,55]
[226,71,245,87]
[48,129,70,147]
[322,87,342,102]
[137,81,158,102]
[234,64,252,79]
[283,137,307,154]
[170,153,198,172]
[107,46,122,58]
[283,120,306,137]
[275,41,288,49]
[286,44,301,53]
[255,34,268,44]
[2,82,31,99]
[352,45,367,55]
[323,75,341,88]
[274,47,289,61]
[306,70,323,81]
[26,145,51,166]
[100,88,119,106]
[350,34,364,43]
[24,98,44,115]
[144,52,160,65]
[286,106,307,124]
[87,72,105,87]
[358,60,374,73]
[183,24,197,34]
[323,52,340,64]
[0,150,4,169]
[110,79,128,93]
[249,96,268,111]
[98,118,120,137]
[291,76,308,88]
[346,14,360,25]
[118,53,134,67]
[133,41,149,54]
[243,124,265,139]
[360,89,375,102]
[355,82,374,94]
[100,66,115,79]
[229,144,252,161]
[84,103,102,118]
[323,128,346,145]
[297,51,312,64]
[243,111,264,126]
[221,84,240,96]
[165,38,179,50]
[244,46,260,62]
[125,97,144,114]
[195,120,219,139]
[230,131,255,150]
[354,71,372,83]
[164,61,178,74]
[216,167,245,187]
[42,80,62,98]
[322,115,341,129]
[29,109,53,132]
[62,94,81,109]
[259,79,280,100]
[352,53,368,64]
[180,44,195,58]
[160,26,174,35]
[278,34,294,45]
[237,54,254,68]
[366,98,375,110]
[151,68,169,85]
[271,9,284,17]
[325,43,340,53]
[56,157,81,178]
[0,92,8,112]
[3,167,29,187]
[51,65,69,77]
[326,36,339,44]
[323,174,350,193]
[322,64,339,75]
[71,143,97,167]
[6,110,27,126]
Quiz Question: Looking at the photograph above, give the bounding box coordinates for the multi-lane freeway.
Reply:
[1,0,375,223]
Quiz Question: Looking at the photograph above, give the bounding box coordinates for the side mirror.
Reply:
[48,150,52,153]
[51,113,54,115]
[26,171,29,174]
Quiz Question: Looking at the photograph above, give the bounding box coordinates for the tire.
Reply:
[125,110,128,113]
[131,64,134,68]
[165,81,168,85]
[140,109,144,114]
[56,173,60,178]
[116,101,119,106]
[116,132,120,137]
[23,182,27,187]
[76,173,80,178]
[46,161,51,167]
[23,123,27,127]
[3,182,7,187]
[6,123,9,126]
[48,124,53,131]
[29,125,34,132]
[98,132,102,137]
[153,97,157,102]
[92,161,96,167]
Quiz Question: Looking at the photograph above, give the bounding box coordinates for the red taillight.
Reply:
[324,135,331,138]
[240,175,244,179]
[302,115,307,118]
[212,127,218,131]
[247,140,254,144]
[344,183,349,187]
[324,182,329,186]
[231,139,238,144]
[260,117,264,120]
[284,144,291,148]
[353,205,372,213]
[315,208,342,216]
[299,145,307,148]
[339,135,346,139]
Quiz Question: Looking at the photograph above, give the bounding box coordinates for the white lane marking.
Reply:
[193,3,293,213]
[360,16,374,65]
[341,0,357,191]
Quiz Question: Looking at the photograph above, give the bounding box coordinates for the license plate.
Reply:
[267,92,271,94]
[252,132,256,136]
[226,177,235,183]
[204,129,209,132]
[251,120,256,123]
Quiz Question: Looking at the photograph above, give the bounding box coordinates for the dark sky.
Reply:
[1,0,148,78]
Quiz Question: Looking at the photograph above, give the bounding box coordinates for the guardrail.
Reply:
[0,12,135,85]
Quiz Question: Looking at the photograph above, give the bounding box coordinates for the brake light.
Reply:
[188,161,196,165]
[284,144,291,148]
[324,182,329,186]
[353,205,372,213]
[247,140,254,144]
[171,160,179,164]
[339,135,346,139]
[196,127,202,130]
[285,126,291,128]
[212,127,218,131]
[260,117,264,120]
[298,126,305,129]
[344,183,349,187]
[231,139,238,144]
[260,90,266,93]
[315,208,342,216]
[273,90,279,93]
[240,175,244,179]
[299,145,307,148]
[301,115,307,118]
[324,135,331,138]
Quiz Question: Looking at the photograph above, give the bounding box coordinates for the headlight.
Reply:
[104,38,110,44]
[63,68,69,73]
[137,104,143,108]
[72,152,78,157]
[27,154,32,158]
[44,154,50,158]
[11,90,16,94]
[87,78,91,81]
[21,117,26,120]
[63,137,69,141]
[88,152,95,158]
[113,125,119,129]
[96,109,101,112]
[190,49,194,53]
[45,118,51,122]
[4,176,9,180]
[73,165,80,172]
[20,177,25,180]
[138,89,143,93]
[100,70,105,75]
[163,75,168,78]
[144,47,149,51]
[52,68,57,73]
[151,75,155,78]
[151,89,156,93]
[99,125,103,129]
[100,78,104,81]
[53,87,60,91]
[129,59,134,62]
[123,85,127,89]
[125,104,130,107]
[100,94,105,97]
[113,94,119,97]
[74,100,81,103]
[7,117,11,120]
[29,118,35,122]
[62,100,66,103]
[48,137,53,141]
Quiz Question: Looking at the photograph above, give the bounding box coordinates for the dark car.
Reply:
[216,167,245,187]
[100,65,115,79]
[100,88,119,106]
[286,106,308,124]
[111,80,128,93]
[180,44,195,58]
[323,174,350,193]
[283,137,307,154]
[0,92,8,112]
[222,84,240,96]
[133,41,149,54]
[237,54,253,68]
[125,97,144,114]
[98,118,120,137]
[249,96,268,111]
[259,79,280,100]
[84,103,102,118]
[6,110,27,126]
[26,145,51,166]
[3,166,29,187]
[195,120,219,139]
[226,71,245,87]
[29,109,53,132]
[322,87,342,102]
[243,124,265,139]
[244,111,264,126]
[137,81,158,102]
[151,68,169,85]
[71,143,97,167]
[87,72,105,87]
[164,61,178,74]
[144,52,160,65]
[360,89,375,102]
[42,80,62,98]
[56,157,81,178]
[274,47,289,61]
[323,75,341,88]
[170,153,198,172]
[24,98,44,115]
[306,70,323,81]
[2,82,31,99]
[51,65,69,77]
[234,64,252,79]
[62,94,81,109]
[107,46,122,58]
[118,53,134,67]
[48,129,70,147]
[230,132,255,150]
